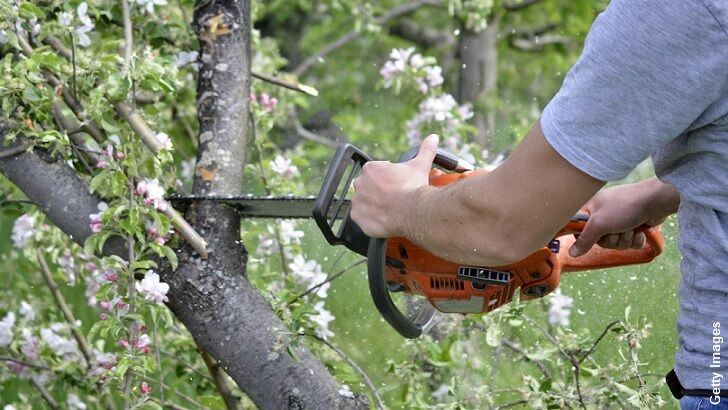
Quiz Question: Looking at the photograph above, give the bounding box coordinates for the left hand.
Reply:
[350,134,439,238]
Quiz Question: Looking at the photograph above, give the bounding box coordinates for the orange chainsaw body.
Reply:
[382,169,665,314]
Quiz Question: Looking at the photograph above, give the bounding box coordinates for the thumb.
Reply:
[569,220,605,257]
[414,134,439,169]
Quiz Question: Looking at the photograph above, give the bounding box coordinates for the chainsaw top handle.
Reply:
[368,145,471,339]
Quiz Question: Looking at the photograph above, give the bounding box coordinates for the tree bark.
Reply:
[456,15,500,150]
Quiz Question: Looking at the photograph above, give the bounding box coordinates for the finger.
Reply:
[597,233,621,249]
[633,231,646,249]
[616,230,634,250]
[413,134,439,170]
[569,218,608,257]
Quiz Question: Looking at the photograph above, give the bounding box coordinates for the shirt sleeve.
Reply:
[540,0,728,182]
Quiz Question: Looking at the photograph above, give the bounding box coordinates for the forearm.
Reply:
[394,121,605,267]
[635,177,680,221]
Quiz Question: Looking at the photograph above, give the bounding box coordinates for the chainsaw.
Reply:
[170,144,664,339]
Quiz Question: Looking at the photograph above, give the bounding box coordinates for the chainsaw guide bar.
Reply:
[167,195,349,219]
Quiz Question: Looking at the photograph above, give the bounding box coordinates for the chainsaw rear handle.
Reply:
[559,213,664,272]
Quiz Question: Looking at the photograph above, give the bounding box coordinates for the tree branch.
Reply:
[389,18,454,48]
[0,356,50,371]
[31,375,58,409]
[200,350,243,410]
[509,34,570,51]
[502,0,545,12]
[304,333,385,410]
[292,0,442,75]
[289,113,339,147]
[252,71,318,96]
[36,249,95,367]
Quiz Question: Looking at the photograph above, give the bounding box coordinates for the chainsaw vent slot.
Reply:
[457,266,510,286]
[429,276,465,291]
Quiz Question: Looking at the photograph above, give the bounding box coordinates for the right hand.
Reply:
[569,182,666,257]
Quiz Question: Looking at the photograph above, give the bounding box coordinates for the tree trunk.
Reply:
[0,1,369,407]
[456,15,500,150]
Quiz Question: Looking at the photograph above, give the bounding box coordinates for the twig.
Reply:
[520,314,571,361]
[122,181,138,410]
[495,400,528,410]
[303,333,385,410]
[36,249,95,367]
[0,141,33,159]
[292,0,442,75]
[252,71,318,96]
[121,0,133,78]
[0,356,50,371]
[144,378,211,410]
[287,259,366,306]
[578,320,620,364]
[502,0,545,11]
[290,114,339,147]
[501,338,551,378]
[161,400,192,410]
[114,102,165,153]
[31,375,58,409]
[161,202,208,258]
[160,351,213,382]
[200,350,242,410]
[152,319,165,403]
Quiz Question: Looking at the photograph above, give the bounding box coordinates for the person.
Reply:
[350,0,728,408]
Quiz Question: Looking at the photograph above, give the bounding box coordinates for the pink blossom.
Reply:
[119,339,129,349]
[89,202,107,233]
[270,155,299,178]
[250,94,257,103]
[140,381,152,395]
[260,93,278,112]
[98,313,108,321]
[95,160,107,169]
[135,271,169,304]
[115,151,125,160]
[135,180,148,196]
[100,301,111,311]
[137,179,167,210]
[135,334,151,354]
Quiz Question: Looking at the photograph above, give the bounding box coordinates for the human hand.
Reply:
[569,182,666,257]
[350,134,439,238]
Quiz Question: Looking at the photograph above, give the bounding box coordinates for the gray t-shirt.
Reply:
[540,0,728,391]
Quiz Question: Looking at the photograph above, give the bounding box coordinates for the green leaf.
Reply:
[22,86,41,102]
[19,3,45,19]
[161,246,178,271]
[132,400,162,410]
[485,324,502,347]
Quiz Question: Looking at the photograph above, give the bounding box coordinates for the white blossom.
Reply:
[133,0,168,14]
[135,271,170,304]
[20,328,39,359]
[0,312,16,347]
[57,251,77,285]
[67,393,87,410]
[4,405,17,410]
[175,50,198,68]
[270,155,299,178]
[19,301,34,321]
[256,233,277,256]
[12,213,35,248]
[58,11,73,27]
[75,2,94,47]
[0,30,8,44]
[40,326,78,356]
[289,254,329,298]
[338,384,354,398]
[310,301,335,339]
[278,220,304,245]
[432,384,450,401]
[157,132,173,150]
[548,288,574,327]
